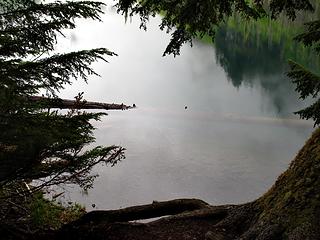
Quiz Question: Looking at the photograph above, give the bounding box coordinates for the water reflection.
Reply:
[215,27,286,88]
[214,25,316,117]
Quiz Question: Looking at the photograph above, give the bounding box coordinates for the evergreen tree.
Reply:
[0,0,125,193]
[288,20,320,126]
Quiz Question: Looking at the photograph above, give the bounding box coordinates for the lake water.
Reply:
[56,7,314,210]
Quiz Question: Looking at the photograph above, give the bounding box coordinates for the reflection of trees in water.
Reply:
[213,0,320,116]
[215,27,286,88]
[214,26,311,116]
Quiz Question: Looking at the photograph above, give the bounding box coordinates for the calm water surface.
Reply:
[57,8,313,209]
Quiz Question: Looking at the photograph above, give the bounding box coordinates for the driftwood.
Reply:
[55,199,235,240]
[29,96,136,110]
[70,198,213,225]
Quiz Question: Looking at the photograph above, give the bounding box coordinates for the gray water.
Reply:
[56,8,313,210]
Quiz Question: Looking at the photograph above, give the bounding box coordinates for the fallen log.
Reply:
[29,96,136,110]
[55,199,234,240]
[70,198,211,225]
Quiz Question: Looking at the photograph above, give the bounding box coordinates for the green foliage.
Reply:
[219,11,319,70]
[287,20,320,126]
[294,20,320,53]
[288,61,320,100]
[29,192,85,230]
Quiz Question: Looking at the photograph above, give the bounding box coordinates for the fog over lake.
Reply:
[56,6,313,210]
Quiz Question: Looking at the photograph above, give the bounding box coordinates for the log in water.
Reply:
[29,96,136,110]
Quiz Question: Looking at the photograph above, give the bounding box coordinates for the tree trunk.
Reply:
[251,127,320,239]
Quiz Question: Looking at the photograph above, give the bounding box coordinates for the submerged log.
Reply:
[29,96,136,110]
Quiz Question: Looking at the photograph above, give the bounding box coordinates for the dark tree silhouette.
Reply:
[0,0,125,193]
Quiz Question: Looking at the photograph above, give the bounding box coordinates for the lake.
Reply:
[56,6,314,210]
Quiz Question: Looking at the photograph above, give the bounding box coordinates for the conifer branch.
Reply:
[294,20,320,53]
[288,60,320,99]
[0,1,105,22]
[2,48,117,94]
[0,20,76,57]
[294,99,320,126]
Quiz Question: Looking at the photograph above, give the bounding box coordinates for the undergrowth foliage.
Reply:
[29,192,86,229]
